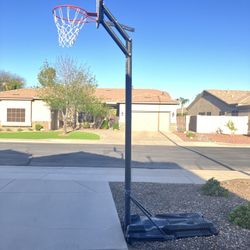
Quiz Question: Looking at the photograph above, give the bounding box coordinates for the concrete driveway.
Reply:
[78,130,175,145]
[0,179,127,250]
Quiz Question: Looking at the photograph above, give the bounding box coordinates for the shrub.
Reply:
[17,128,23,132]
[0,128,3,132]
[177,112,188,116]
[28,128,33,131]
[216,128,223,134]
[100,120,109,129]
[82,122,90,129]
[228,202,250,229]
[200,178,229,197]
[6,128,12,132]
[35,124,43,131]
[112,122,119,130]
[226,120,237,134]
[185,131,195,139]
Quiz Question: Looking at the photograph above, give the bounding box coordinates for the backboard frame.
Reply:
[96,0,104,28]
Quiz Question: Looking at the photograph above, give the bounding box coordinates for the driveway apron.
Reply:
[0,179,127,250]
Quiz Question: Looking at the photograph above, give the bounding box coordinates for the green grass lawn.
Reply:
[0,131,100,140]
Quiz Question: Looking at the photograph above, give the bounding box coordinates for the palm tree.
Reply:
[179,97,189,116]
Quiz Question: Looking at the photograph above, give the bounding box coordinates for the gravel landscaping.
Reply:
[110,181,250,250]
[174,131,250,145]
[221,179,250,201]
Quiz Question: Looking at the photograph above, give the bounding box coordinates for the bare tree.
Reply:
[38,57,96,134]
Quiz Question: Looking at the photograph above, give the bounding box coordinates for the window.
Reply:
[207,112,211,116]
[7,108,25,122]
[219,111,225,116]
[198,112,205,115]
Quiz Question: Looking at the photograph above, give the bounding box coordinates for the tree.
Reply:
[84,97,109,128]
[57,57,96,129]
[38,57,97,134]
[179,97,189,116]
[0,70,25,91]
[37,61,56,87]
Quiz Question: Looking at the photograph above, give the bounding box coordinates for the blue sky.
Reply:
[0,0,249,102]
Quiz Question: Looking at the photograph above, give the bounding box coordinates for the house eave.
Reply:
[0,97,35,101]
[119,101,178,105]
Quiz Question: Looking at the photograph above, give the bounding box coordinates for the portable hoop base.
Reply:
[126,213,219,242]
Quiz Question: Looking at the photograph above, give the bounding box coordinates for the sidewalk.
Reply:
[0,165,249,184]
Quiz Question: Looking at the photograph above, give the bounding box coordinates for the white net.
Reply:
[53,6,88,47]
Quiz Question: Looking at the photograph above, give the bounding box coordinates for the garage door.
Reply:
[132,111,170,132]
[159,112,170,132]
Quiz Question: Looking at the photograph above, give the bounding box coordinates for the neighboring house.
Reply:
[237,95,250,117]
[188,90,250,117]
[0,88,178,132]
[0,88,56,130]
[187,89,250,134]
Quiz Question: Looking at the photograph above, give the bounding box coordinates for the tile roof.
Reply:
[95,88,177,104]
[205,89,250,105]
[239,95,250,106]
[0,88,40,100]
[0,88,178,104]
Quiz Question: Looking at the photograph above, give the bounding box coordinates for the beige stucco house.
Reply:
[0,88,178,132]
[188,89,250,117]
[187,89,250,134]
[0,89,54,130]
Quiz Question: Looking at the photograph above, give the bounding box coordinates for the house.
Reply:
[188,90,250,116]
[187,90,250,134]
[0,88,55,130]
[0,88,178,132]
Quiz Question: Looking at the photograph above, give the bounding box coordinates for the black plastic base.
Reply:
[126,213,219,241]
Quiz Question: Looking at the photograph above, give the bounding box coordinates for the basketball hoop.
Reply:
[52,5,97,47]
[51,1,218,244]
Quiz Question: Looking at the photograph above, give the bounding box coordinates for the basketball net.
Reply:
[53,6,88,48]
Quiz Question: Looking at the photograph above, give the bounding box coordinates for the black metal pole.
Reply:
[99,2,133,233]
[124,39,132,231]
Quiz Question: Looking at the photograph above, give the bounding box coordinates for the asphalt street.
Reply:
[0,143,249,172]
